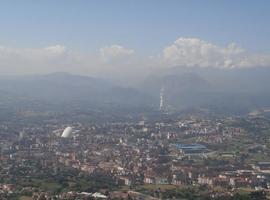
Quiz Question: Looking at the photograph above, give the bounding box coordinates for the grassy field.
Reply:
[19,196,32,200]
[30,179,62,193]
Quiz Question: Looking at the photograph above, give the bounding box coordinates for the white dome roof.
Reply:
[61,126,73,138]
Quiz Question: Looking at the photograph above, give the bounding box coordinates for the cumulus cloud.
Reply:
[0,44,138,77]
[0,39,270,77]
[44,45,66,55]
[162,37,270,68]
[0,45,80,74]
[0,45,67,63]
[99,45,134,62]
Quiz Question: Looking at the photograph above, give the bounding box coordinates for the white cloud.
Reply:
[0,44,137,77]
[99,45,134,62]
[0,39,270,78]
[162,37,270,68]
[0,45,78,74]
[44,45,66,55]
[0,45,67,63]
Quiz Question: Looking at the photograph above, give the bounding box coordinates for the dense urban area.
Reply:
[1,108,270,200]
[1,0,270,199]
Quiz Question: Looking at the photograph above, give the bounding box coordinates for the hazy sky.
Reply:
[0,0,270,77]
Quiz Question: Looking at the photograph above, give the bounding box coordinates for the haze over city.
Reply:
[1,1,270,200]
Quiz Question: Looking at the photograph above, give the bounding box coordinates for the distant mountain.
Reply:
[141,73,210,107]
[0,72,154,110]
[0,68,270,116]
[139,67,270,114]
